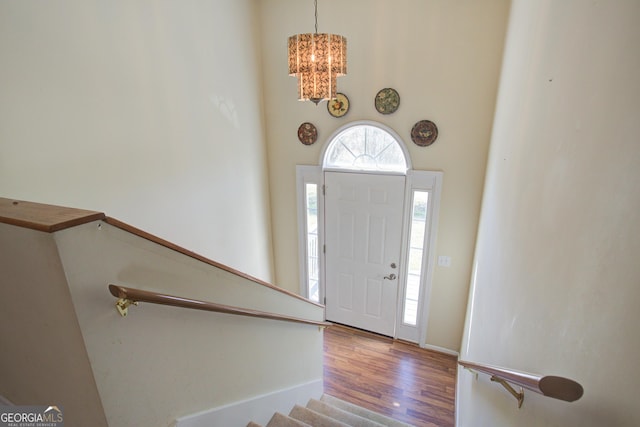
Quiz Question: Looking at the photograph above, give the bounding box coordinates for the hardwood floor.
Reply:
[323,324,457,427]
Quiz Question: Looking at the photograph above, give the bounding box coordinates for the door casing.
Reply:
[296,165,442,346]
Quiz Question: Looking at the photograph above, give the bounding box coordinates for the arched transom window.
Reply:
[323,122,409,173]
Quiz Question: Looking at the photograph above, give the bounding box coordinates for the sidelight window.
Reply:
[305,183,320,302]
[403,191,429,326]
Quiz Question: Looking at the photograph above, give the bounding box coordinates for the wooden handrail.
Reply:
[104,217,324,308]
[1,197,322,309]
[108,284,332,328]
[0,197,105,232]
[458,360,583,407]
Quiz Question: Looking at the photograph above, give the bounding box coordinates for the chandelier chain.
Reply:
[314,0,318,34]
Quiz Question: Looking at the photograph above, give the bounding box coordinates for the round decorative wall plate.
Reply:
[297,122,318,145]
[374,88,400,114]
[410,120,439,146]
[327,93,350,118]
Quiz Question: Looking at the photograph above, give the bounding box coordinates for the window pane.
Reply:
[325,125,407,172]
[403,191,429,326]
[305,183,319,302]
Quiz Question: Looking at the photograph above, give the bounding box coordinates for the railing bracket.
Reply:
[116,298,138,317]
[462,366,479,381]
[491,375,524,408]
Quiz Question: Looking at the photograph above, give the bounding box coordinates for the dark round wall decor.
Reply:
[297,122,318,145]
[410,120,439,147]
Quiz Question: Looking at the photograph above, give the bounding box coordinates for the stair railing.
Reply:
[458,360,583,408]
[109,284,332,327]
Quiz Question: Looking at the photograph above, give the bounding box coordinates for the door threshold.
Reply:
[327,322,426,348]
[326,322,394,340]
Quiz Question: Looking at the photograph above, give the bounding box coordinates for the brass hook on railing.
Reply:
[115,298,138,317]
[491,376,524,408]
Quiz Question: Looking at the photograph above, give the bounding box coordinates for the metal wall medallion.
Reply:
[297,122,318,145]
[410,120,438,146]
[374,88,400,114]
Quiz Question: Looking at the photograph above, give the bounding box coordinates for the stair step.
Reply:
[289,404,350,427]
[320,395,414,427]
[266,412,311,427]
[306,399,386,427]
[247,394,415,427]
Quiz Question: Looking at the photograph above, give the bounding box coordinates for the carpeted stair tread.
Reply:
[320,395,414,427]
[247,394,416,427]
[306,399,386,427]
[266,412,312,427]
[289,404,351,427]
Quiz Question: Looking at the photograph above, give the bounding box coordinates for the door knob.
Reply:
[383,273,397,280]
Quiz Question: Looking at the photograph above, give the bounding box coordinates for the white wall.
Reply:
[458,1,640,425]
[259,0,510,350]
[0,1,274,281]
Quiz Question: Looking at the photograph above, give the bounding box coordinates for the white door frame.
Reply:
[395,170,442,344]
[296,121,442,347]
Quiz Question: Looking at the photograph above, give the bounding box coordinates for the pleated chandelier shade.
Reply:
[288,1,347,104]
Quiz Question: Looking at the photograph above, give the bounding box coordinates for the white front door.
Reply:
[324,171,406,336]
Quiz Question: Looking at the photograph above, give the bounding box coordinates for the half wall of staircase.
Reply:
[0,198,326,427]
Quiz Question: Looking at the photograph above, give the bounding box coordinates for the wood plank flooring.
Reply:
[323,325,457,427]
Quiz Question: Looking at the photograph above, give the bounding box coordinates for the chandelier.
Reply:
[288,0,347,104]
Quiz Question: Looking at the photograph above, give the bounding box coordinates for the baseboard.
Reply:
[421,343,460,357]
[173,379,323,427]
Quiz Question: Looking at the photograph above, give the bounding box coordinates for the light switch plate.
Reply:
[438,256,452,267]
